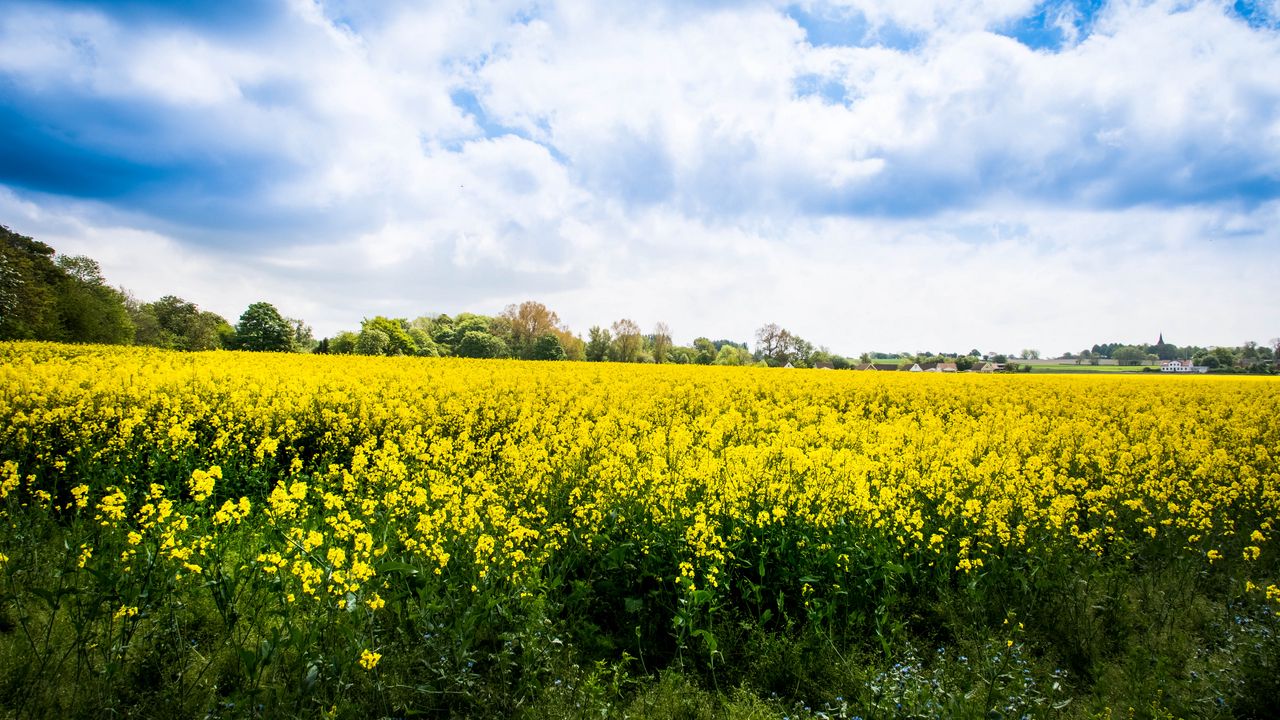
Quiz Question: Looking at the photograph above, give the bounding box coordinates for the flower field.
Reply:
[1,342,1278,718]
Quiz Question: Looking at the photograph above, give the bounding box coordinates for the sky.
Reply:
[1,0,1278,356]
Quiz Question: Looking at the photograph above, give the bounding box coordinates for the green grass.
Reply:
[2,517,1277,719]
[1026,362,1154,373]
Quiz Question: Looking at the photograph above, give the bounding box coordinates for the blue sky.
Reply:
[1,0,1278,354]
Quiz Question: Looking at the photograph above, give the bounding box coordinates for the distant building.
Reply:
[814,362,834,370]
[1160,359,1206,374]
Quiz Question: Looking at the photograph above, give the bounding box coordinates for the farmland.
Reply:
[1,342,1278,718]
[1023,362,1151,373]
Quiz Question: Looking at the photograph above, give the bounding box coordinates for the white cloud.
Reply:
[798,0,1039,34]
[1,0,1277,353]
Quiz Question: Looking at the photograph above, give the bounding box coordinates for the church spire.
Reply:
[1158,332,1164,346]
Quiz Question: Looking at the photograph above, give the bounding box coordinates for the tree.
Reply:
[1209,346,1237,369]
[754,323,792,366]
[234,302,295,352]
[754,323,812,367]
[551,328,585,361]
[354,328,390,356]
[1021,349,1040,360]
[531,333,567,360]
[0,226,62,340]
[652,322,672,363]
[692,337,716,365]
[407,327,441,357]
[455,331,509,359]
[53,255,133,344]
[585,326,611,361]
[1,228,135,345]
[291,318,316,352]
[356,317,417,356]
[131,295,231,350]
[713,345,753,366]
[329,331,358,354]
[667,347,693,364]
[500,301,563,359]
[610,319,642,362]
[1111,345,1147,366]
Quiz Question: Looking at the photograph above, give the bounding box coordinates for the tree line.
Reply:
[1066,338,1278,373]
[317,305,782,367]
[0,226,844,365]
[1,226,314,352]
[4,225,1276,372]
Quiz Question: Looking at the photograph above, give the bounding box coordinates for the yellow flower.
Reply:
[359,649,381,670]
[188,466,220,502]
[96,488,127,526]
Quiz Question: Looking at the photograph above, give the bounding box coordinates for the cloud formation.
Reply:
[1,0,1277,353]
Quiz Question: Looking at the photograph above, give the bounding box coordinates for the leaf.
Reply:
[375,561,419,576]
[692,629,718,653]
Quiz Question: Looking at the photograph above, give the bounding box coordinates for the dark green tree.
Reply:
[0,226,61,340]
[1,228,131,344]
[531,333,567,361]
[455,330,509,359]
[233,302,295,352]
[53,255,133,344]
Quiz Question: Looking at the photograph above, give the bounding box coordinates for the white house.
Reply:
[1160,359,1207,374]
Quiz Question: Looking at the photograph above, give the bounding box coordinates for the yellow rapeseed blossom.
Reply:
[188,466,220,502]
[70,484,90,508]
[0,342,1276,636]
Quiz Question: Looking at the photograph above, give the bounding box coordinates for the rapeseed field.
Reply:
[1,342,1276,718]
